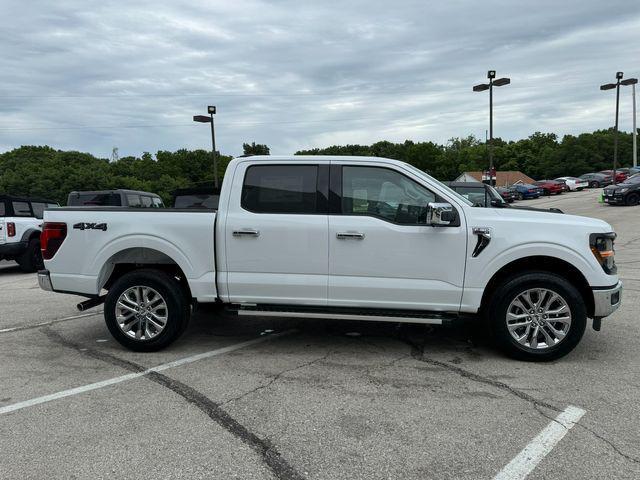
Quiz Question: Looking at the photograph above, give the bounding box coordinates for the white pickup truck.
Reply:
[38,156,622,360]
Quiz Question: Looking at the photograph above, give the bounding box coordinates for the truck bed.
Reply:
[43,207,217,301]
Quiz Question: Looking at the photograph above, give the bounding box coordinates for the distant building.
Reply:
[454,171,535,186]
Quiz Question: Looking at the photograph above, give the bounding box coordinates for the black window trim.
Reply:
[331,164,460,227]
[240,163,329,215]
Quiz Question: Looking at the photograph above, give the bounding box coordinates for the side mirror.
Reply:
[426,202,455,226]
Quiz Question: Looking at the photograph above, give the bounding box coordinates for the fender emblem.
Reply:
[73,222,107,231]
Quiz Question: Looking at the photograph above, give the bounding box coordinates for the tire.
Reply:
[625,193,640,206]
[517,192,524,200]
[589,181,598,188]
[485,271,587,361]
[17,238,44,273]
[104,269,190,351]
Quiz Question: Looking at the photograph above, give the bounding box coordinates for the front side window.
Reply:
[453,186,487,206]
[12,201,32,217]
[127,195,142,207]
[141,196,153,208]
[342,166,436,224]
[152,197,164,208]
[31,202,46,219]
[242,165,318,214]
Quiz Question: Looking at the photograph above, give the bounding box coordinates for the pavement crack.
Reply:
[222,351,334,406]
[41,327,305,480]
[400,329,640,466]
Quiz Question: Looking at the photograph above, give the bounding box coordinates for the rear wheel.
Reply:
[517,192,524,200]
[625,193,640,206]
[17,238,44,273]
[485,271,587,361]
[104,269,190,351]
[589,181,599,188]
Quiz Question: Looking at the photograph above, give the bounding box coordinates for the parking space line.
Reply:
[0,330,293,416]
[0,311,103,334]
[493,405,586,480]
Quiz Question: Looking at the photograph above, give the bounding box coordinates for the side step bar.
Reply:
[232,304,458,326]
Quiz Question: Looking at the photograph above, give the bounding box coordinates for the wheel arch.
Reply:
[479,256,594,317]
[98,247,192,300]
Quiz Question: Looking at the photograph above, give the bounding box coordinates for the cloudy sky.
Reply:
[0,0,638,158]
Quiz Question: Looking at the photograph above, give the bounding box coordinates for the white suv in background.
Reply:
[0,195,59,272]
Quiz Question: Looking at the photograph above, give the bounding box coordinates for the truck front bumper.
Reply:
[38,269,53,292]
[592,281,622,318]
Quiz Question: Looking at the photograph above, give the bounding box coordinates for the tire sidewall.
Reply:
[488,272,587,361]
[625,193,639,206]
[104,270,188,351]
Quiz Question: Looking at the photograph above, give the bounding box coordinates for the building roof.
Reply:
[455,171,535,186]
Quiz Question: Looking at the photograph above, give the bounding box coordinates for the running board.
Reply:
[232,304,457,325]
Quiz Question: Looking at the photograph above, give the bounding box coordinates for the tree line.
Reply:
[0,129,634,205]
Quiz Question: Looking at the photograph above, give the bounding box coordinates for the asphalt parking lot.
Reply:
[1,189,639,480]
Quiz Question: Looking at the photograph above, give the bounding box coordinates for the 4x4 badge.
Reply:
[73,222,107,231]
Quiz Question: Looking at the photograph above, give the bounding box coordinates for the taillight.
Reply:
[40,222,67,260]
[7,222,16,237]
[590,232,616,274]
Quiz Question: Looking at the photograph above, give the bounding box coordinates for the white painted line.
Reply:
[493,405,586,480]
[0,330,293,416]
[0,311,103,334]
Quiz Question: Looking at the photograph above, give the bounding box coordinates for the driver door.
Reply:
[328,162,467,311]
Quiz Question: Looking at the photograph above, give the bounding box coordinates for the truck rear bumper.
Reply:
[38,269,53,291]
[593,281,622,318]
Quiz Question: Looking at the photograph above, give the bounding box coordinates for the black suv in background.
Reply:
[67,189,164,208]
[603,174,640,206]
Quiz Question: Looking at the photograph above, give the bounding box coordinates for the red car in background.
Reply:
[600,170,628,183]
[533,180,564,195]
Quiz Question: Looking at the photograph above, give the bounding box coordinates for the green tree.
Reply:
[242,142,270,155]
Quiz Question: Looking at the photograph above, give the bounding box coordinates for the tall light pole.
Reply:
[474,70,510,186]
[623,79,639,167]
[193,105,219,190]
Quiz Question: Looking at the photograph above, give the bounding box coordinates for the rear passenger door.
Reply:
[223,161,329,305]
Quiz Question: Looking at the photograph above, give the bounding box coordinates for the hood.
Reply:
[492,206,612,231]
[605,182,634,190]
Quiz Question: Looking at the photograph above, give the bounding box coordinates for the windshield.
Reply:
[401,163,474,206]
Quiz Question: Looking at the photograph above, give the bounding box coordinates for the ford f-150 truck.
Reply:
[38,156,622,361]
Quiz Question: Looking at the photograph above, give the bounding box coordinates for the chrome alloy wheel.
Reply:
[115,286,168,340]
[506,288,572,350]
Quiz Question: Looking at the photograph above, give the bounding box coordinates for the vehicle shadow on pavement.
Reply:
[0,262,23,275]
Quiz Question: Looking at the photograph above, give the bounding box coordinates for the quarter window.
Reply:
[341,166,436,224]
[12,201,32,217]
[242,165,319,214]
[31,202,46,219]
[127,195,142,207]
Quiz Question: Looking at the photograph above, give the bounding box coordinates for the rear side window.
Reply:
[242,165,318,214]
[68,193,121,206]
[12,201,32,217]
[141,196,153,208]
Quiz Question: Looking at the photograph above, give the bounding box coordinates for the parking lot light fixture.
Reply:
[473,70,510,186]
[193,106,219,189]
[599,73,638,184]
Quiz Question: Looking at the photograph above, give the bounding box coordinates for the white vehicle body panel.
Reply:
[42,155,619,319]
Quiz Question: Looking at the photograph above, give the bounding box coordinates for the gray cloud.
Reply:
[0,0,638,157]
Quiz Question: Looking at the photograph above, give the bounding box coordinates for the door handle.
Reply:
[336,232,365,240]
[233,229,260,237]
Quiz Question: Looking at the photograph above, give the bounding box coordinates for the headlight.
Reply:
[619,188,629,193]
[590,232,617,274]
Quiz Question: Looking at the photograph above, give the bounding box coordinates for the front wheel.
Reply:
[625,193,640,206]
[104,269,190,351]
[517,192,524,200]
[486,272,587,361]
